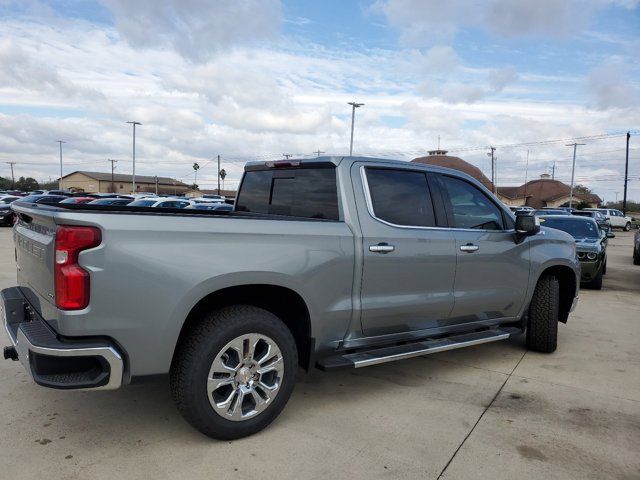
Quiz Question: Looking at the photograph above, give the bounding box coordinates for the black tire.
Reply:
[590,269,603,290]
[634,249,640,265]
[170,305,298,440]
[624,222,631,232]
[602,259,607,275]
[526,274,559,353]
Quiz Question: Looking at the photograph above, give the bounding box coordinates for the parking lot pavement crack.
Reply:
[436,350,527,479]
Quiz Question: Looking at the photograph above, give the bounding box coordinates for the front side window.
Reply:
[365,168,436,227]
[438,175,504,230]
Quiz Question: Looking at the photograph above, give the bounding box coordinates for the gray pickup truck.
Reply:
[2,156,579,439]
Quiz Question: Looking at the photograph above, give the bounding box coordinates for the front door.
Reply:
[353,163,456,337]
[434,174,530,324]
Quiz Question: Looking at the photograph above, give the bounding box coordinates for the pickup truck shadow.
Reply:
[32,336,527,443]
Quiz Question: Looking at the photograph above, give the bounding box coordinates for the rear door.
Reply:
[434,173,530,325]
[354,163,456,337]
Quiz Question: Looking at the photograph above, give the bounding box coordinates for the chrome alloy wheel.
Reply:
[207,333,284,421]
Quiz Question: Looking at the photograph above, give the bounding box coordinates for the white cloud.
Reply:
[587,59,638,110]
[373,0,633,45]
[99,0,283,62]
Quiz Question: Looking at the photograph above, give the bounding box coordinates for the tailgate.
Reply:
[12,206,58,312]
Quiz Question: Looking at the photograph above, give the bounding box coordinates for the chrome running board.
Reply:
[317,327,521,370]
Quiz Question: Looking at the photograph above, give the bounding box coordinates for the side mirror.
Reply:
[606,232,615,238]
[515,213,540,236]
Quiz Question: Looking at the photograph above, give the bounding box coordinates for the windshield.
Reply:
[128,200,156,207]
[541,217,600,239]
[1,197,17,204]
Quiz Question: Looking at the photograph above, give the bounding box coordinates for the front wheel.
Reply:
[633,248,640,265]
[526,274,559,353]
[170,305,298,440]
[624,222,631,232]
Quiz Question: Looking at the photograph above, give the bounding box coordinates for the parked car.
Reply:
[634,229,640,265]
[127,197,193,208]
[586,208,633,231]
[18,194,68,205]
[534,209,565,216]
[3,156,580,440]
[0,195,20,204]
[88,198,133,206]
[539,215,613,289]
[508,206,533,213]
[60,197,96,204]
[192,196,225,204]
[187,203,234,212]
[573,210,611,232]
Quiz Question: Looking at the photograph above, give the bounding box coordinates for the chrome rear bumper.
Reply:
[2,287,123,390]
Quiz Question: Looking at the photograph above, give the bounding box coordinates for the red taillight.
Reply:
[54,226,101,310]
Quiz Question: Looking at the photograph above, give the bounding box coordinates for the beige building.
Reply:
[60,171,190,195]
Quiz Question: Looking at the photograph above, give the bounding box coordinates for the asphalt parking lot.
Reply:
[0,227,638,480]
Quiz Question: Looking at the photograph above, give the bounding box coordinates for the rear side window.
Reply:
[236,168,339,220]
[365,168,436,227]
[437,175,504,230]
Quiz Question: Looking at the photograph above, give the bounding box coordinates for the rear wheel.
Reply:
[170,305,298,440]
[633,248,640,265]
[526,274,559,353]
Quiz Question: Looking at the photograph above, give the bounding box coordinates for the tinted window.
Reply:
[438,175,504,230]
[128,200,156,207]
[365,168,436,227]
[36,196,65,204]
[540,217,600,239]
[236,168,339,220]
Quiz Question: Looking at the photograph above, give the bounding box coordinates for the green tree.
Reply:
[573,184,593,195]
[0,176,12,190]
[14,176,39,191]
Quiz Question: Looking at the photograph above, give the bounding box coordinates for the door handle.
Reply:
[369,243,395,254]
[459,243,479,253]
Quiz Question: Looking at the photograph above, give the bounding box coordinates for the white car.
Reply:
[586,208,633,231]
[127,197,193,209]
[191,196,225,204]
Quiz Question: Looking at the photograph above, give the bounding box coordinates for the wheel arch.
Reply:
[535,265,577,323]
[173,284,314,370]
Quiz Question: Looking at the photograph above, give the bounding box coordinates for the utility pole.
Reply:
[217,154,221,195]
[523,150,530,205]
[348,101,364,156]
[623,131,630,215]
[154,176,159,195]
[615,192,619,203]
[314,150,325,157]
[107,159,118,193]
[57,140,66,189]
[552,161,556,180]
[126,121,141,194]
[6,162,16,188]
[487,146,497,194]
[283,154,292,159]
[566,142,586,209]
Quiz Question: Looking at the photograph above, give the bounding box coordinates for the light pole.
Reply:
[348,101,364,156]
[57,140,66,189]
[566,142,586,209]
[126,121,141,193]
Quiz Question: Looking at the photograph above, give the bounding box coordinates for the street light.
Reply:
[347,101,364,156]
[126,121,142,193]
[57,140,66,189]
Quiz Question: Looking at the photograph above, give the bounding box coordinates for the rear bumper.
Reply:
[1,287,123,390]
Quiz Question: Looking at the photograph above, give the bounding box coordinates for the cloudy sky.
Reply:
[0,0,639,201]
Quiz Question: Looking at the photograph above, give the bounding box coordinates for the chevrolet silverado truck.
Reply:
[1,156,580,440]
